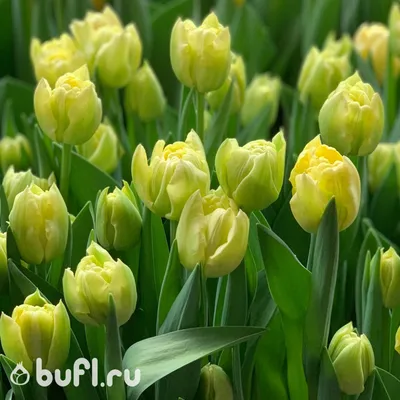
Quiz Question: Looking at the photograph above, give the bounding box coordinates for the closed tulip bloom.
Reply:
[176,188,249,278]
[76,122,120,174]
[319,72,384,156]
[0,290,70,373]
[0,232,6,288]
[328,322,375,395]
[63,241,137,326]
[380,247,400,309]
[323,32,353,57]
[9,184,69,265]
[132,130,210,220]
[215,130,286,212]
[125,61,166,122]
[289,135,361,233]
[0,134,32,173]
[207,53,246,114]
[96,182,142,251]
[368,143,395,192]
[196,364,234,400]
[395,326,400,354]
[34,65,102,145]
[390,3,400,56]
[170,12,231,93]
[298,46,351,110]
[241,74,280,127]
[30,34,86,87]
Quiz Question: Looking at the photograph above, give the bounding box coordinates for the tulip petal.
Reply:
[132,144,153,210]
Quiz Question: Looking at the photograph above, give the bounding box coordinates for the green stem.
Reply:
[306,233,316,272]
[193,0,201,24]
[200,266,209,327]
[55,0,63,34]
[196,91,205,143]
[177,88,194,141]
[169,220,178,247]
[60,143,72,204]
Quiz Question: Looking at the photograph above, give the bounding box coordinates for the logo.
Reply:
[10,358,141,388]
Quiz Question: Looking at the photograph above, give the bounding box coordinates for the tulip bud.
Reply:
[380,247,400,308]
[395,326,400,354]
[170,12,231,93]
[3,166,56,209]
[95,181,142,251]
[124,61,166,122]
[30,34,86,87]
[176,188,249,278]
[95,23,142,88]
[0,290,70,373]
[132,130,210,220]
[298,46,351,110]
[368,143,395,192]
[289,135,361,233]
[76,122,120,174]
[34,65,102,145]
[215,130,286,212]
[0,232,7,288]
[240,74,280,127]
[328,322,375,395]
[9,184,69,265]
[323,32,353,57]
[63,241,137,326]
[0,134,32,173]
[354,23,400,84]
[196,364,234,400]
[390,3,400,56]
[206,53,246,114]
[319,72,384,156]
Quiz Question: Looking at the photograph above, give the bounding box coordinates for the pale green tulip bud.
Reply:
[176,188,249,278]
[195,364,234,400]
[368,143,395,192]
[328,322,375,395]
[395,326,400,354]
[2,166,56,209]
[34,64,102,145]
[0,232,6,288]
[298,46,351,110]
[76,122,120,174]
[323,32,353,57]
[9,184,69,265]
[380,247,400,308]
[0,290,70,373]
[95,181,142,251]
[63,241,137,326]
[0,134,32,173]
[124,61,166,122]
[215,130,286,212]
[389,3,400,57]
[170,12,231,93]
[207,53,246,114]
[319,72,384,156]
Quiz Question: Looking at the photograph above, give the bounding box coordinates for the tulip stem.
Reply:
[169,220,178,246]
[200,267,209,327]
[196,91,205,142]
[60,143,72,204]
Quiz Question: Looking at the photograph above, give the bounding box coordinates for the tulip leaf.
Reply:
[1,99,17,138]
[358,372,376,400]
[156,240,183,331]
[375,368,400,398]
[139,207,169,337]
[0,355,31,400]
[212,275,228,327]
[390,306,400,372]
[305,199,339,396]
[257,224,311,320]
[0,184,9,232]
[32,125,54,180]
[122,326,265,400]
[316,348,340,400]
[84,325,105,388]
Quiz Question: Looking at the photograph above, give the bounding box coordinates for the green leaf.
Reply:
[0,184,9,232]
[32,125,54,179]
[2,99,17,138]
[123,326,265,400]
[237,105,272,144]
[84,325,105,388]
[376,367,400,398]
[212,275,228,327]
[358,372,376,400]
[257,224,312,320]
[0,355,31,400]
[316,348,340,400]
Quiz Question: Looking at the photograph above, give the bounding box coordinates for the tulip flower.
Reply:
[390,3,400,56]
[395,326,400,354]
[9,184,69,265]
[323,32,353,57]
[34,65,102,145]
[63,241,137,326]
[95,182,142,251]
[30,34,86,87]
[0,290,70,373]
[170,12,231,93]
[289,135,361,233]
[319,72,384,156]
[368,143,396,192]
[380,247,400,309]
[328,322,375,395]
[196,364,234,400]
[176,188,249,278]
[215,130,286,212]
[0,232,6,288]
[131,130,210,220]
[0,134,32,173]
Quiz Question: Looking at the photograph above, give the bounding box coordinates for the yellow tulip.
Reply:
[176,188,249,278]
[196,364,234,400]
[390,3,400,56]
[368,143,396,192]
[0,232,6,288]
[319,72,384,156]
[323,32,353,57]
[289,135,361,233]
[131,130,210,220]
[380,247,400,309]
[30,34,86,87]
[34,65,102,145]
[0,134,32,173]
[215,130,286,212]
[170,12,231,93]
[395,326,400,354]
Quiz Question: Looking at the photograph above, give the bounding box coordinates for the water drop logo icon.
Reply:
[10,362,30,386]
